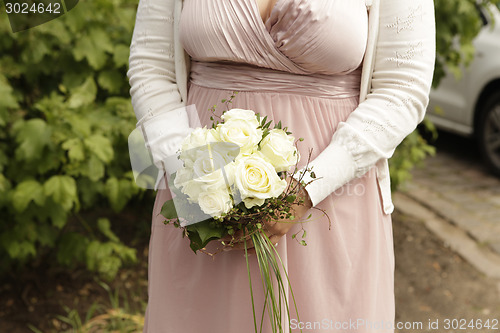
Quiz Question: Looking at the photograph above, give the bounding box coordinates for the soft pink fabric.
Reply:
[179,0,368,75]
[144,1,394,332]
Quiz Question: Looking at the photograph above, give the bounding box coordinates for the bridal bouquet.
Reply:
[161,93,326,333]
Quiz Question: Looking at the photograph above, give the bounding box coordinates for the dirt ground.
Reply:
[394,211,500,332]
[1,210,499,332]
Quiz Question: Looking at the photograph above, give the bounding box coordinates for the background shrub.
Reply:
[0,0,146,280]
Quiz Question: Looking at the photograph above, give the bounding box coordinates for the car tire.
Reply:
[478,91,500,176]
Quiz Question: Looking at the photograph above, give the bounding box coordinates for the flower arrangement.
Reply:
[160,93,329,333]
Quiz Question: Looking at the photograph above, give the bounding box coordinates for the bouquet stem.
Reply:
[244,231,259,333]
[245,229,301,333]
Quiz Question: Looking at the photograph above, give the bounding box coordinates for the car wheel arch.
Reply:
[473,78,500,137]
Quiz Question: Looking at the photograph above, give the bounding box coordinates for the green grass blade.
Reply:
[254,235,276,332]
[266,234,303,333]
[244,231,259,333]
[253,232,283,332]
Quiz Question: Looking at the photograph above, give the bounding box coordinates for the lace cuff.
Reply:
[331,122,391,176]
[140,106,192,174]
[293,142,356,207]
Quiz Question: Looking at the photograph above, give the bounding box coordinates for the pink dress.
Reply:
[144,0,395,332]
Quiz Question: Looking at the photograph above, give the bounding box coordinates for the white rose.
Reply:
[179,127,219,167]
[234,153,287,209]
[260,129,299,172]
[221,109,259,125]
[193,162,236,192]
[181,179,204,203]
[192,147,223,178]
[180,127,208,153]
[191,142,240,178]
[209,141,240,163]
[217,119,262,155]
[206,128,220,142]
[197,189,233,217]
[216,108,262,155]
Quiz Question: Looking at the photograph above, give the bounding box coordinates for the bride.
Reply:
[127,0,436,332]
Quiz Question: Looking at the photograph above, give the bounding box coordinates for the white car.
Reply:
[426,3,500,175]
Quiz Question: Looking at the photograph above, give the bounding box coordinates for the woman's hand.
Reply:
[220,177,313,252]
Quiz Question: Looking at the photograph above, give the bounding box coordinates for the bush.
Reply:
[433,0,500,86]
[0,0,145,280]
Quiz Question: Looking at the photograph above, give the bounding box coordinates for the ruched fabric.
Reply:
[189,61,362,99]
[144,1,395,332]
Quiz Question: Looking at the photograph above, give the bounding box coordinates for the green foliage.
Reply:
[185,220,226,253]
[390,120,438,190]
[0,0,143,279]
[433,0,500,86]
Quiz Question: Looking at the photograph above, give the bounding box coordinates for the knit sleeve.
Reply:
[127,0,191,177]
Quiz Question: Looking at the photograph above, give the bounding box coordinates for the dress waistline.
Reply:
[189,61,361,99]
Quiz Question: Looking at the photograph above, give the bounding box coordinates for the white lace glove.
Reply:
[129,106,194,190]
[141,107,192,175]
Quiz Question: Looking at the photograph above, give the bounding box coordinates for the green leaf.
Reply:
[116,243,137,263]
[67,114,92,138]
[62,138,85,162]
[72,28,112,70]
[160,199,178,220]
[85,240,135,280]
[21,36,51,64]
[261,116,267,126]
[104,177,134,212]
[37,19,71,44]
[185,231,203,253]
[73,36,106,69]
[97,218,119,243]
[62,70,92,93]
[5,240,36,259]
[83,155,105,181]
[12,180,45,212]
[68,76,97,109]
[113,44,130,68]
[97,256,122,281]
[186,220,225,252]
[86,240,109,271]
[0,74,19,115]
[98,70,123,93]
[44,175,78,211]
[40,199,69,228]
[13,119,52,161]
[84,135,114,164]
[285,195,296,203]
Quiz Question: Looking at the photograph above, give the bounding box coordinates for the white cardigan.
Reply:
[127,0,436,214]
